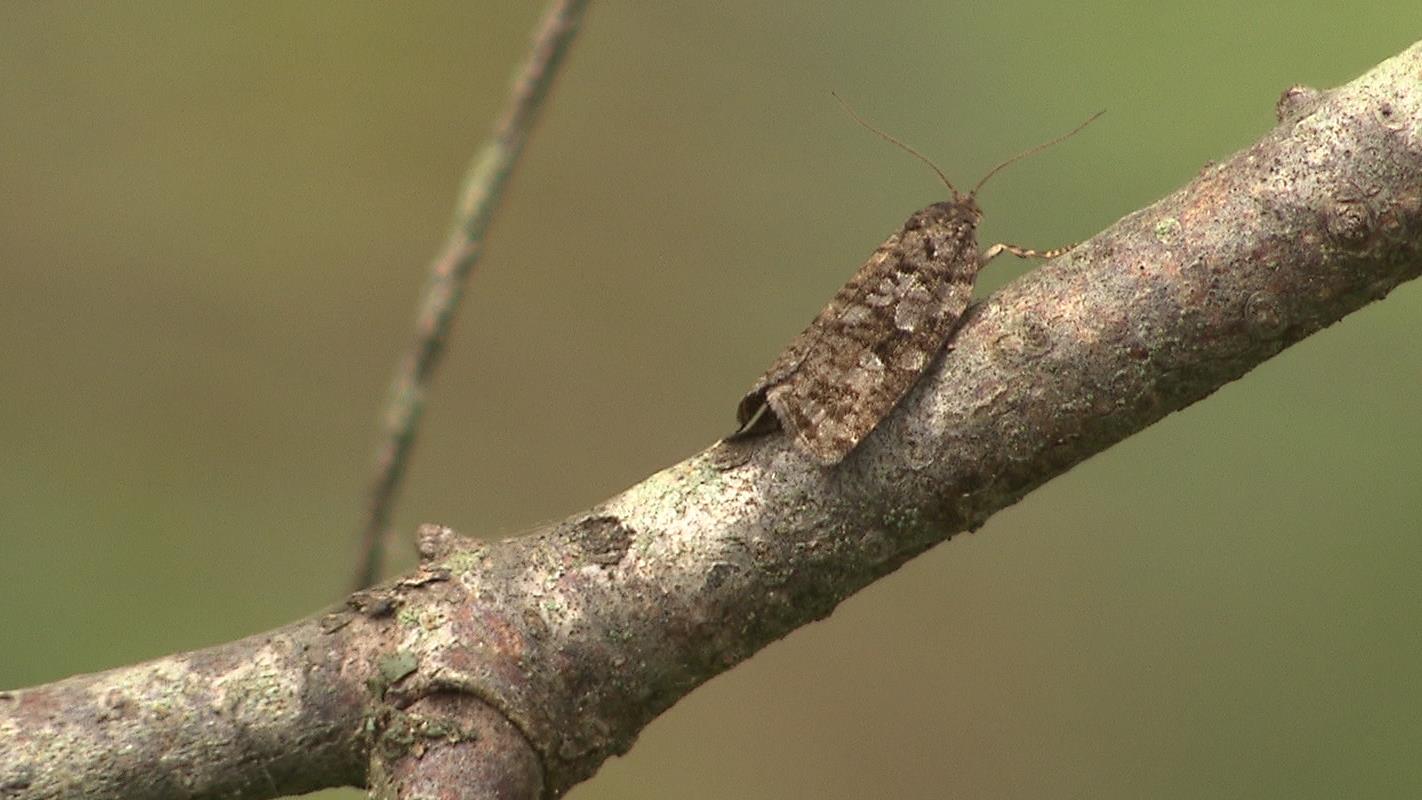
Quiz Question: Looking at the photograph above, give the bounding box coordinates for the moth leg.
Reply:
[982,241,1076,263]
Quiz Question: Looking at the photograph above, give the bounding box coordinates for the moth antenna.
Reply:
[969,110,1104,197]
[833,91,960,197]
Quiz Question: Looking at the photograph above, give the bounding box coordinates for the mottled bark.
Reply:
[0,619,367,798]
[4,40,1421,800]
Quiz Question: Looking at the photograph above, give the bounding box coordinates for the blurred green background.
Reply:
[4,3,1422,798]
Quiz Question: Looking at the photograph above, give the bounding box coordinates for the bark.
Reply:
[4,40,1422,800]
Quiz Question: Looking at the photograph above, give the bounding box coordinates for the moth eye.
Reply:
[923,239,938,259]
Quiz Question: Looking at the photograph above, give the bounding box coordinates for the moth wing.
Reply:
[733,233,906,431]
[734,226,976,463]
[768,268,971,463]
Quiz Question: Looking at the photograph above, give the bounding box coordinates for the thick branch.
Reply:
[4,40,1421,800]
[0,619,366,798]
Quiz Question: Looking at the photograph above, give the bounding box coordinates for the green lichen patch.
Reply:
[367,651,420,698]
[373,706,480,763]
[378,651,418,684]
[1154,217,1182,246]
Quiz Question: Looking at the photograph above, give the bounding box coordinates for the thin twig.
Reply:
[351,0,593,589]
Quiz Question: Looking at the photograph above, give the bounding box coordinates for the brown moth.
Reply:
[728,98,1102,465]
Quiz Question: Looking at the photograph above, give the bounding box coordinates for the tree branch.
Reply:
[353,0,593,590]
[4,39,1421,800]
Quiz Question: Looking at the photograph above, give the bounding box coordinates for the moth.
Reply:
[728,97,1102,465]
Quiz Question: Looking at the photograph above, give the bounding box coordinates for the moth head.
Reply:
[921,196,981,225]
[899,197,982,239]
